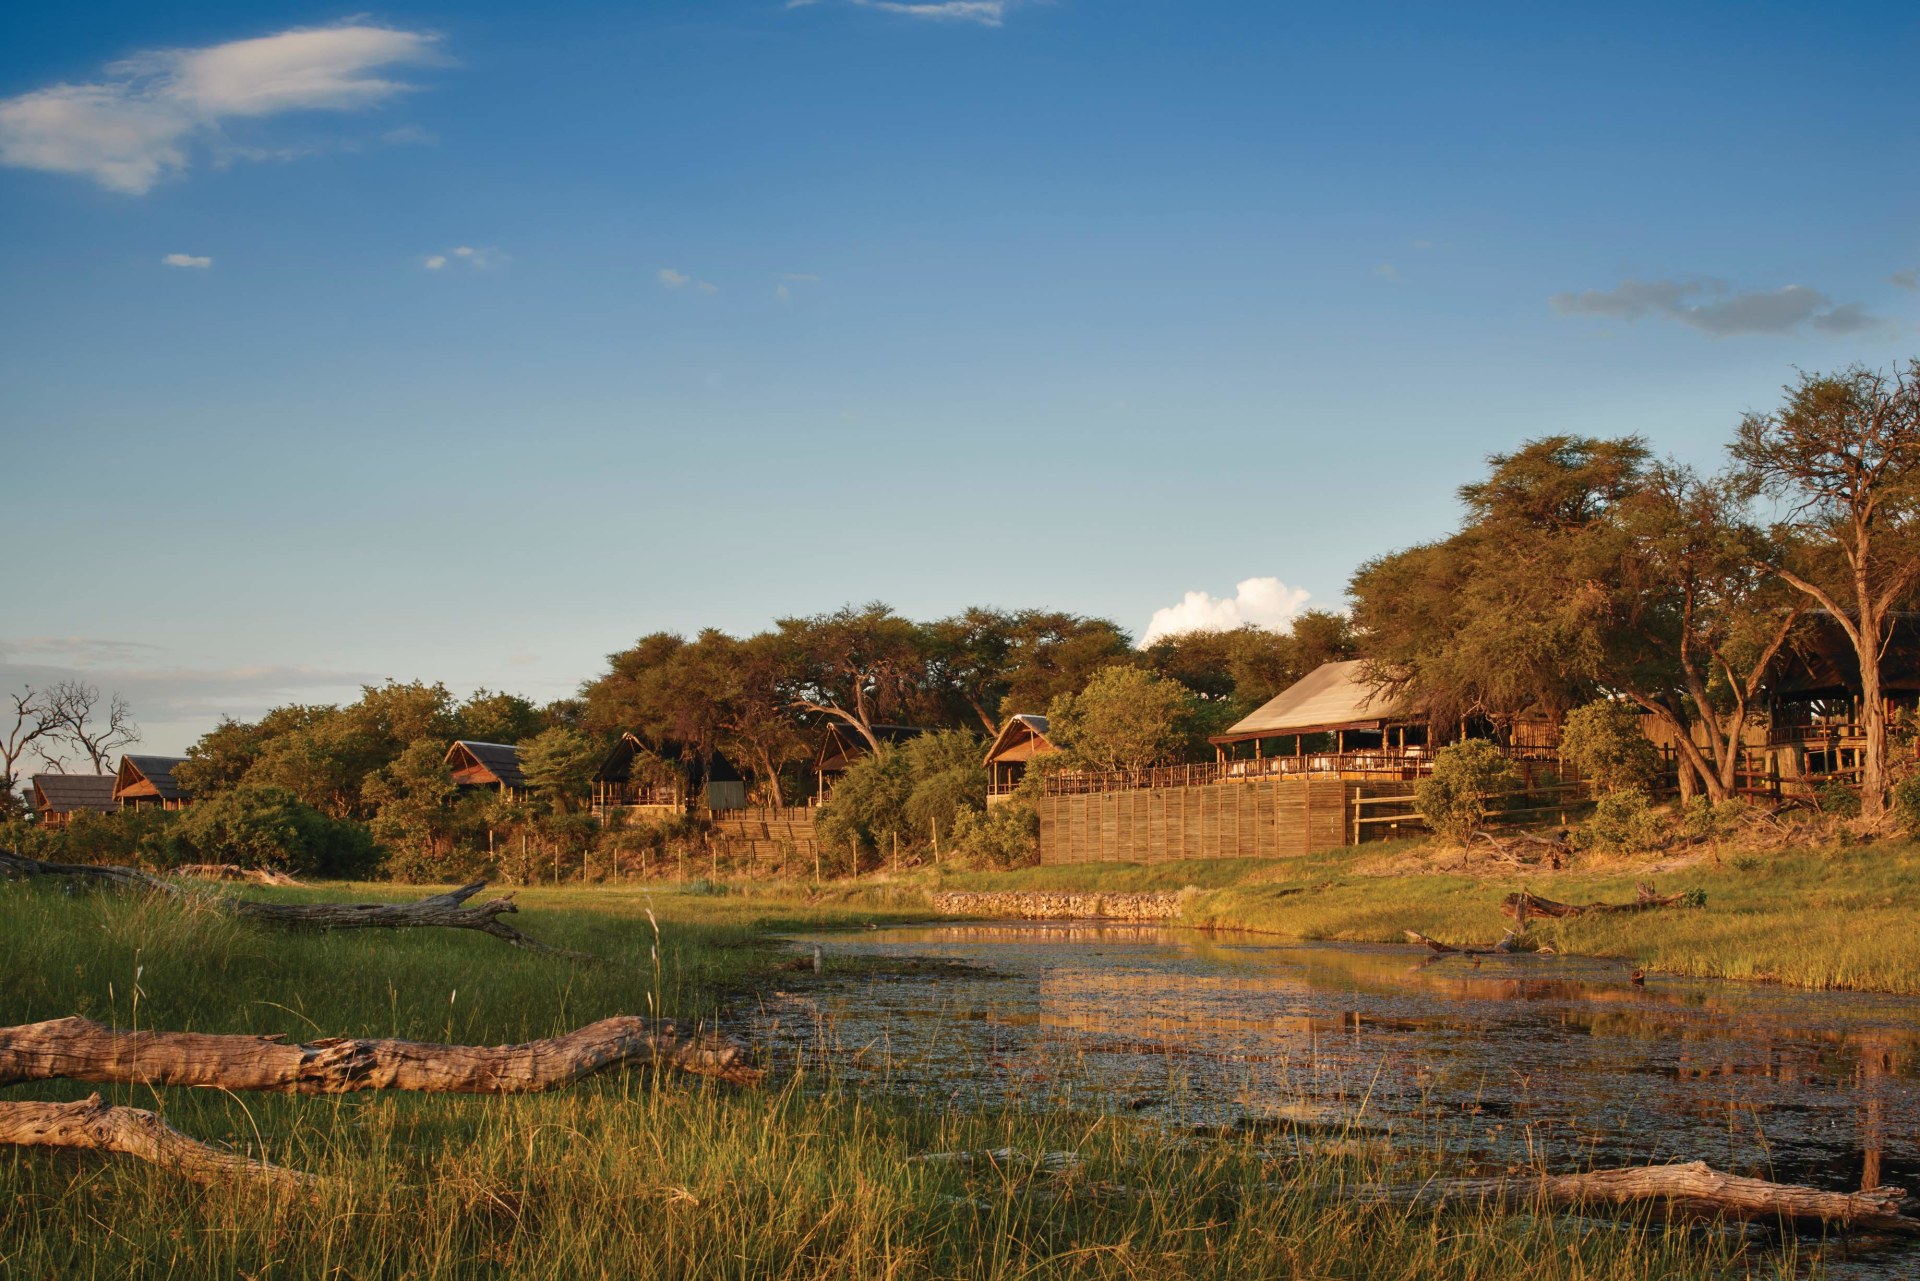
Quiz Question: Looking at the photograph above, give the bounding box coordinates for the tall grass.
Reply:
[930,838,1920,993]
[0,881,1789,1279]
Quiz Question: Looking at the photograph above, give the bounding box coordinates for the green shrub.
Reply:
[1558,699,1661,795]
[1679,795,1750,841]
[172,783,380,876]
[1893,775,1920,835]
[947,801,1040,869]
[817,729,987,869]
[1578,787,1667,853]
[1415,740,1518,844]
[1815,782,1862,818]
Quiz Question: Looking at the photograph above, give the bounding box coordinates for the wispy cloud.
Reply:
[1139,577,1312,647]
[424,244,503,271]
[0,23,441,194]
[1893,269,1919,291]
[791,0,1016,26]
[1549,278,1882,338]
[162,252,211,268]
[659,267,717,293]
[1372,263,1399,281]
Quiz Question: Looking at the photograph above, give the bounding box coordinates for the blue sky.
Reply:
[3,0,1918,755]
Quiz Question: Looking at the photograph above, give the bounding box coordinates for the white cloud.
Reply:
[791,0,1015,25]
[1139,577,1313,647]
[1372,262,1399,280]
[855,0,1008,23]
[0,23,440,194]
[774,283,792,302]
[424,244,503,270]
[659,267,717,293]
[162,252,211,268]
[1550,278,1882,337]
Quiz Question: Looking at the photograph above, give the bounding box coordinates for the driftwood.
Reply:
[0,1094,317,1188]
[1404,929,1521,957]
[0,1014,763,1090]
[1501,883,1703,922]
[0,849,590,960]
[173,863,304,886]
[1351,1160,1920,1234]
[1469,830,1573,868]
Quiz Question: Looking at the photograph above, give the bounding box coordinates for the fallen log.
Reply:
[1404,929,1520,957]
[0,1094,317,1188]
[0,1014,763,1090]
[1349,1159,1920,1234]
[173,863,304,886]
[1501,883,1703,921]
[0,849,589,960]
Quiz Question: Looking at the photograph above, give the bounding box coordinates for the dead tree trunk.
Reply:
[1403,929,1521,956]
[1501,883,1701,921]
[1350,1160,1919,1234]
[0,849,591,960]
[0,1014,763,1090]
[0,1095,317,1188]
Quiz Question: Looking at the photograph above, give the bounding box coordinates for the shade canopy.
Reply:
[984,713,1055,765]
[1211,660,1406,745]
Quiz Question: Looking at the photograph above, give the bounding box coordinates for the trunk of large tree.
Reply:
[0,1014,762,1091]
[1860,638,1889,819]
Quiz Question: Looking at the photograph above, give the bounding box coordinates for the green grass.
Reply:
[923,837,1920,993]
[0,880,1792,1280]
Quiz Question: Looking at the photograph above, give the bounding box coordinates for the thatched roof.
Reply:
[984,714,1055,765]
[593,733,742,785]
[114,755,188,803]
[30,774,117,816]
[1212,660,1406,744]
[815,723,927,774]
[445,741,526,789]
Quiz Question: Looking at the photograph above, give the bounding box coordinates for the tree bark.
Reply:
[1499,884,1698,920]
[0,849,592,960]
[0,1094,317,1188]
[0,1014,763,1091]
[1349,1159,1919,1234]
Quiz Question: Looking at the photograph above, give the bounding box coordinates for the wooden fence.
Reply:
[1038,777,1354,864]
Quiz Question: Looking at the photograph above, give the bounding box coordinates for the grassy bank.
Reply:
[921,836,1920,993]
[1,880,1786,1280]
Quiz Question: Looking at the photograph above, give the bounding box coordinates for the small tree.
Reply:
[1046,666,1192,774]
[1558,699,1662,795]
[1415,739,1518,845]
[173,783,378,876]
[520,728,601,813]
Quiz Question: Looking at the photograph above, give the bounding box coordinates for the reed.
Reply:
[0,881,1788,1279]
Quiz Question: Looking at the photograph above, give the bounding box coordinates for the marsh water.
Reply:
[755,923,1920,1276]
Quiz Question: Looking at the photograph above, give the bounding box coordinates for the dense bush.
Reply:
[1046,666,1195,773]
[172,784,380,876]
[1,808,181,868]
[1558,699,1662,795]
[816,730,987,871]
[1578,788,1666,852]
[947,801,1040,869]
[1414,739,1518,844]
[1893,775,1920,836]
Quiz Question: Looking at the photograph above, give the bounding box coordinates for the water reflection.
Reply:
[754,923,1920,1273]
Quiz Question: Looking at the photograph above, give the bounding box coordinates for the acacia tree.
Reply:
[1609,465,1801,801]
[1731,362,1920,818]
[776,604,928,751]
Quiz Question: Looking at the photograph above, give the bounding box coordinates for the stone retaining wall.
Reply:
[928,890,1185,921]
